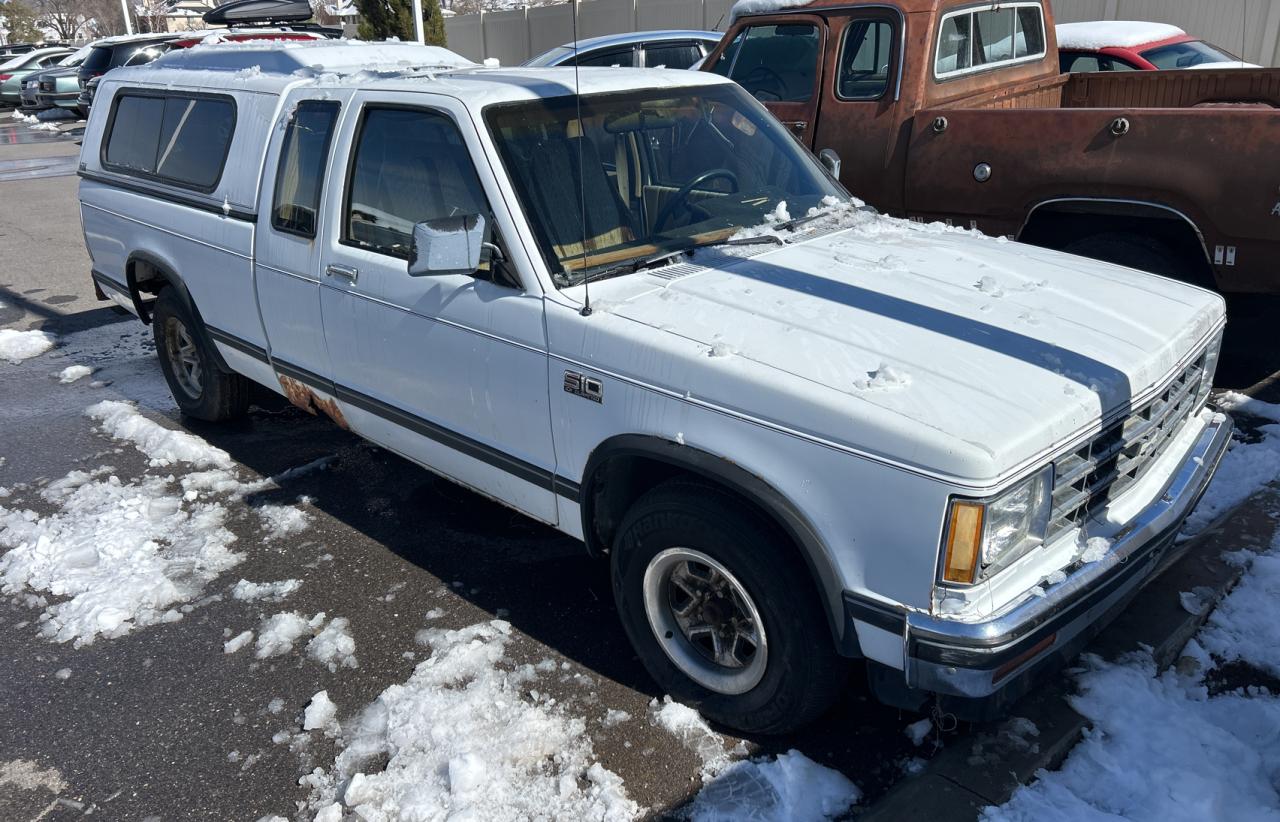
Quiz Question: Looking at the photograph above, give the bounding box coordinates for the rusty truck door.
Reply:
[810,9,907,210]
[706,14,828,148]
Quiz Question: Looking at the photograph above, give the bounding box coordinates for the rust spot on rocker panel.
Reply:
[278,374,350,430]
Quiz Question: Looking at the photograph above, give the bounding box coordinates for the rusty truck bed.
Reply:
[908,69,1280,292]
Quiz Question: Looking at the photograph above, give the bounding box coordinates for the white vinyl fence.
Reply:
[444,0,1280,68]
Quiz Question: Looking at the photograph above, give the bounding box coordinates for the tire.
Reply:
[1062,232,1210,288]
[152,288,249,422]
[611,479,846,734]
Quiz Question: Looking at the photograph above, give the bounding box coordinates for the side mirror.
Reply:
[818,148,842,180]
[407,213,487,277]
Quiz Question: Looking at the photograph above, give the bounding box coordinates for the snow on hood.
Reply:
[729,0,812,25]
[1056,21,1185,51]
[572,205,1224,485]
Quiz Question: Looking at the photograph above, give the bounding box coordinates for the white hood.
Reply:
[574,212,1223,486]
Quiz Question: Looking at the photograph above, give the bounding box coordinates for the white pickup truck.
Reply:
[78,40,1231,733]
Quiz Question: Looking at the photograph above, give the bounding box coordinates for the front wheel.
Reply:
[152,288,249,422]
[611,479,846,734]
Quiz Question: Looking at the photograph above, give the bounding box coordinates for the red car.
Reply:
[1057,21,1257,72]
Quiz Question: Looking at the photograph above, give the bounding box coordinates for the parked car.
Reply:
[0,43,38,62]
[1,46,73,105]
[76,33,179,94]
[19,44,91,112]
[79,39,1231,732]
[525,30,722,69]
[704,0,1280,296]
[1058,21,1258,72]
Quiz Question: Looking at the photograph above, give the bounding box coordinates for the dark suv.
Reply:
[76,34,177,89]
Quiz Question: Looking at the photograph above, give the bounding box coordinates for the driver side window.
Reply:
[838,19,893,100]
[724,24,820,103]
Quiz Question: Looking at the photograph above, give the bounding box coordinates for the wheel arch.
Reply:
[580,434,857,656]
[1019,198,1215,275]
[127,250,231,372]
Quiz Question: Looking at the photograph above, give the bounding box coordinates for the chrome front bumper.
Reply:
[902,409,1233,701]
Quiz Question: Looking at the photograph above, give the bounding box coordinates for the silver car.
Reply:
[524,30,721,69]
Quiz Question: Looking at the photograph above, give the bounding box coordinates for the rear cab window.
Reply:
[272,100,341,237]
[102,91,236,191]
[934,2,1045,80]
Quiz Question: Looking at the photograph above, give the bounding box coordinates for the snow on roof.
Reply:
[728,0,812,24]
[149,39,474,76]
[1055,21,1186,51]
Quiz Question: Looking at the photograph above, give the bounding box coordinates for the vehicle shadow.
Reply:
[179,391,927,806]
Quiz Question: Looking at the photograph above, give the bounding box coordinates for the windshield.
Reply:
[485,83,843,285]
[1141,39,1241,69]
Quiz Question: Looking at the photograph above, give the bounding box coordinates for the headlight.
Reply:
[941,465,1053,585]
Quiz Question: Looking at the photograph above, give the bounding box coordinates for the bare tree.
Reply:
[34,0,86,40]
[80,0,129,37]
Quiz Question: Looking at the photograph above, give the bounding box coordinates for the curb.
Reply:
[857,486,1280,821]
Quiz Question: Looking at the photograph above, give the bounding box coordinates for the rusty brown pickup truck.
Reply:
[703,0,1279,294]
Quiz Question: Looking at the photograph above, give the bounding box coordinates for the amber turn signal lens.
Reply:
[943,501,985,584]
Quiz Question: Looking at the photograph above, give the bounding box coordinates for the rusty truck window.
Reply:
[343,107,488,260]
[726,24,820,103]
[935,2,1045,80]
[272,100,340,238]
[838,19,893,101]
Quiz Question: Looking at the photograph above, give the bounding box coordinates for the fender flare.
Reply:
[1020,197,1213,267]
[125,251,232,372]
[580,434,855,654]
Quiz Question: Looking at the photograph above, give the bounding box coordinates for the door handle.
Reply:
[325,263,359,284]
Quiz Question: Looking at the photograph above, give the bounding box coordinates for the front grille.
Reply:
[1048,351,1207,541]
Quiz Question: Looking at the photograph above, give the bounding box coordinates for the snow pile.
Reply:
[231,578,301,602]
[56,365,93,384]
[256,611,326,658]
[1184,401,1280,534]
[0,469,240,645]
[304,690,340,736]
[853,363,911,392]
[256,503,311,540]
[729,0,813,25]
[224,630,254,654]
[86,400,233,470]
[1055,21,1184,51]
[1196,548,1280,678]
[684,750,861,822]
[904,718,932,746]
[649,696,741,778]
[302,620,638,821]
[307,616,359,672]
[982,532,1280,821]
[0,329,55,364]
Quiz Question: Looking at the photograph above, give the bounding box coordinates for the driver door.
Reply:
[707,14,828,148]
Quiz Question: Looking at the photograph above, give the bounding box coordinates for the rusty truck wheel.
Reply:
[152,288,249,422]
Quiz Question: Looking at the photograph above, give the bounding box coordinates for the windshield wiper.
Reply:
[573,248,690,288]
[719,234,787,248]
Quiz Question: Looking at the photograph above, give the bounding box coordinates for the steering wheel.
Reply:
[653,169,740,233]
[741,65,788,101]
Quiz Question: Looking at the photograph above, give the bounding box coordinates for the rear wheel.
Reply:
[611,479,845,734]
[1062,232,1212,288]
[152,288,249,422]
